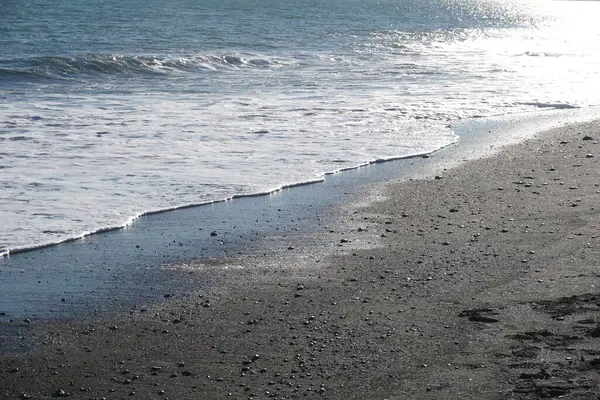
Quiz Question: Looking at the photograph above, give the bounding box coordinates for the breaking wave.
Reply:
[0,52,295,81]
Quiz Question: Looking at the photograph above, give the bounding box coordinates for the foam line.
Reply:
[1,143,457,257]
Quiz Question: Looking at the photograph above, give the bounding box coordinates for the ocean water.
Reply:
[1,0,599,254]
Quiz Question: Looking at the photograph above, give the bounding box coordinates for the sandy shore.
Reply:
[2,119,600,399]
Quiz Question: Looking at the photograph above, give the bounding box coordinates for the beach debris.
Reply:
[586,325,600,338]
[459,308,499,323]
[519,369,550,380]
[512,346,541,358]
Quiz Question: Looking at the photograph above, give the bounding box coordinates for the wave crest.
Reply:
[0,52,294,81]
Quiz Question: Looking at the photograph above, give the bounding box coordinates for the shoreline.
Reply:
[1,147,448,258]
[2,113,600,398]
[4,106,598,258]
[0,108,598,325]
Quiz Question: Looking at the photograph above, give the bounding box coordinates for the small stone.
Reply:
[586,154,594,158]
[583,135,595,141]
[52,389,68,397]
[210,231,218,237]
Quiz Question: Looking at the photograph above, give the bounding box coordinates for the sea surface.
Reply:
[1,0,599,254]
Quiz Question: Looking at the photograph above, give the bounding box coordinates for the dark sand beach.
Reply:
[2,119,600,399]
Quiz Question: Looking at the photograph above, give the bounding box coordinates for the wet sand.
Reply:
[2,119,600,399]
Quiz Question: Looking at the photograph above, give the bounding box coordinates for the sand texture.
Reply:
[2,120,600,399]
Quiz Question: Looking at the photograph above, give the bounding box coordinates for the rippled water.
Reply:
[1,0,599,253]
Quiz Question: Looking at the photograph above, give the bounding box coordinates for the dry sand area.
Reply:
[2,120,600,399]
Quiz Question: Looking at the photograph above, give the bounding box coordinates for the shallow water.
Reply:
[1,0,600,252]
